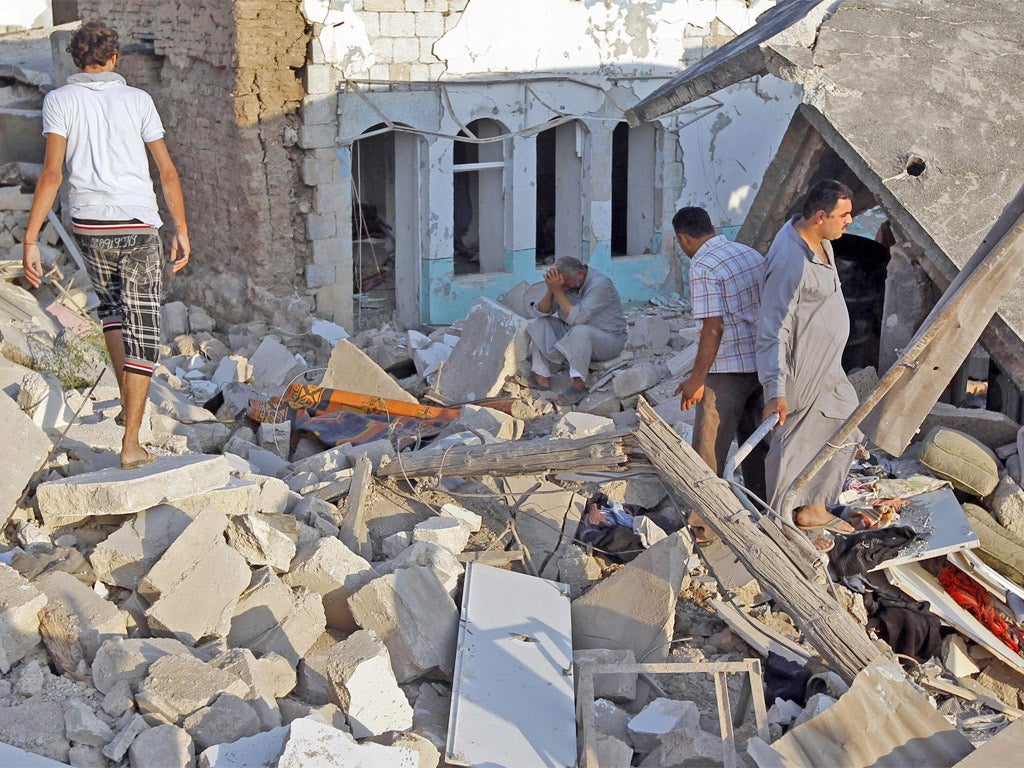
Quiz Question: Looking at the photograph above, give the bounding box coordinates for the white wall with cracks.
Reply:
[298,0,800,328]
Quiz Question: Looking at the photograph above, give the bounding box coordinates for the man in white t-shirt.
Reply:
[23,21,190,470]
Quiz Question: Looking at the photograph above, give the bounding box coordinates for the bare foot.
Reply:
[793,505,855,533]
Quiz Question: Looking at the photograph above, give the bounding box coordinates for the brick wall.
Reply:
[77,0,311,325]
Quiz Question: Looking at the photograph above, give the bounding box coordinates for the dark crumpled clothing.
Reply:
[868,605,943,661]
[828,525,919,579]
[763,651,813,707]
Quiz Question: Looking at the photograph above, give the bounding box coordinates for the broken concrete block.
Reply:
[767,697,803,727]
[943,634,980,677]
[162,302,189,337]
[135,653,248,725]
[102,679,135,717]
[257,421,292,460]
[340,455,374,561]
[183,693,261,752]
[658,726,724,767]
[91,636,194,694]
[439,503,482,533]
[248,337,300,388]
[365,732,440,768]
[578,389,622,418]
[434,298,528,403]
[211,355,253,387]
[256,652,297,698]
[102,712,148,762]
[141,511,252,646]
[791,692,837,729]
[664,346,698,379]
[574,649,637,702]
[503,475,585,580]
[163,478,260,519]
[35,454,232,523]
[378,541,464,598]
[593,698,632,744]
[412,517,470,555]
[0,563,47,673]
[976,660,1024,708]
[557,545,602,597]
[287,446,352,477]
[223,435,290,477]
[283,537,377,632]
[628,698,701,754]
[278,699,348,731]
[225,514,297,572]
[18,370,73,429]
[0,391,53,526]
[453,403,522,440]
[628,316,672,351]
[228,568,296,649]
[0,701,70,763]
[90,504,193,590]
[551,410,615,440]
[348,567,459,683]
[129,723,194,768]
[211,647,283,729]
[613,363,667,399]
[411,682,450,750]
[920,403,1022,449]
[595,733,634,768]
[320,339,417,403]
[198,716,418,768]
[35,571,126,675]
[296,629,347,706]
[327,629,414,738]
[572,531,693,662]
[989,473,1024,538]
[408,329,453,384]
[382,531,412,560]
[246,586,326,667]
[64,698,114,747]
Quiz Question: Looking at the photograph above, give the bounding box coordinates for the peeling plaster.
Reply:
[302,0,375,73]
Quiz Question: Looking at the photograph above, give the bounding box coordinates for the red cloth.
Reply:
[939,565,1022,653]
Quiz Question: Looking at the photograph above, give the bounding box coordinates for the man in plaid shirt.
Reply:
[673,207,767,533]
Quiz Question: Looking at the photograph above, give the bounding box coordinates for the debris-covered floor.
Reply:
[0,179,1023,768]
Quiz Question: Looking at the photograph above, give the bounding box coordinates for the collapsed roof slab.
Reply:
[628,0,1024,389]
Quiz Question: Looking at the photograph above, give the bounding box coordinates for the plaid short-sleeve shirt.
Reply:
[690,235,764,374]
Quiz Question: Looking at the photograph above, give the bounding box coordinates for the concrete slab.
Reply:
[450,403,522,440]
[503,475,585,580]
[434,298,528,404]
[326,629,414,738]
[227,568,296,650]
[0,702,69,764]
[211,647,284,729]
[35,571,126,673]
[246,586,326,667]
[90,504,194,590]
[572,531,694,662]
[378,540,465,598]
[628,698,700,754]
[17,370,73,429]
[35,454,231,523]
[225,513,297,572]
[412,517,470,555]
[248,337,301,388]
[0,562,47,673]
[574,649,637,703]
[183,693,262,752]
[348,566,459,683]
[446,564,576,768]
[283,537,377,632]
[0,390,52,526]
[129,723,194,768]
[91,636,195,695]
[919,403,1022,450]
[320,339,417,403]
[135,653,248,725]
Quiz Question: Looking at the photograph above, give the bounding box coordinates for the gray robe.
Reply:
[527,267,627,375]
[756,219,860,513]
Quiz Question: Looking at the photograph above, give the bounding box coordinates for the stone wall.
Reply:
[77,0,311,326]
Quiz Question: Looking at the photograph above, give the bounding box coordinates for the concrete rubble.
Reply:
[0,170,1022,768]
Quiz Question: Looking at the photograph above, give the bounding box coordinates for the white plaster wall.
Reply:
[1,0,52,30]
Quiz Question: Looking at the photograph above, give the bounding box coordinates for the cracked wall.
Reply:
[78,0,310,326]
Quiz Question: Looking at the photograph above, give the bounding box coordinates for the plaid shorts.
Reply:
[73,220,163,376]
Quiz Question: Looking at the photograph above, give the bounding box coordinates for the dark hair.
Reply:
[672,206,715,238]
[67,22,119,70]
[801,179,853,219]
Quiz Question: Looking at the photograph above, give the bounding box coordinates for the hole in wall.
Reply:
[905,155,926,177]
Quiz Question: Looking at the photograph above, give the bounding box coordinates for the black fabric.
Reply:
[828,525,919,579]
[763,651,812,707]
[589,525,644,563]
[868,605,943,661]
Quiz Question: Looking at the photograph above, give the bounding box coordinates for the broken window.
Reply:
[535,120,586,264]
[453,118,509,275]
[611,121,660,257]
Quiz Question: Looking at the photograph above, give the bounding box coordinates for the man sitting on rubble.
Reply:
[22,21,190,470]
[526,256,627,406]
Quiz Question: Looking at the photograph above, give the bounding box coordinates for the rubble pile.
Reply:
[0,181,1023,764]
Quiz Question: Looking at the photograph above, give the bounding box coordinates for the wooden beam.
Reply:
[376,430,634,480]
[633,398,882,684]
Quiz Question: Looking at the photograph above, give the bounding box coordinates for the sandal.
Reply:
[527,372,550,391]
[555,386,587,406]
[796,515,851,534]
[121,450,156,471]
